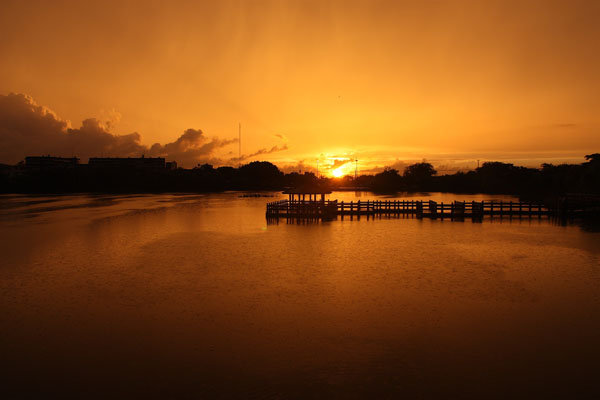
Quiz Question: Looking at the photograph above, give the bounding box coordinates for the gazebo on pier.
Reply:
[282,187,332,203]
[266,185,336,220]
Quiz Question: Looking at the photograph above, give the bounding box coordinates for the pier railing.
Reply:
[266,199,339,220]
[266,199,556,220]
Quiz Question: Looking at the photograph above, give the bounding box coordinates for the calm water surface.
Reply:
[1,192,599,398]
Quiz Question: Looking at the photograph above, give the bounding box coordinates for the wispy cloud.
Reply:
[553,123,577,128]
[230,144,288,163]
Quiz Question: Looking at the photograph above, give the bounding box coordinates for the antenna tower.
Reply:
[317,158,319,178]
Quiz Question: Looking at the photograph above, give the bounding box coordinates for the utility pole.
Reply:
[238,123,241,167]
[316,158,319,178]
[355,158,358,180]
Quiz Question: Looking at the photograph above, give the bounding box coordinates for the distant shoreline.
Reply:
[1,155,598,199]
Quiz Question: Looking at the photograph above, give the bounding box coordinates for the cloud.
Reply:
[330,158,352,169]
[99,108,122,131]
[279,161,316,174]
[230,144,288,163]
[0,93,235,167]
[249,144,288,157]
[148,128,238,167]
[274,133,287,141]
[553,123,577,128]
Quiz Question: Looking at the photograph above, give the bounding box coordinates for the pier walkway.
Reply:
[266,197,600,221]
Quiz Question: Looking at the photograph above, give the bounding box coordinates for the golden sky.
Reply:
[1,0,599,173]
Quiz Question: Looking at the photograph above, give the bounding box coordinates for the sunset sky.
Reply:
[1,0,598,174]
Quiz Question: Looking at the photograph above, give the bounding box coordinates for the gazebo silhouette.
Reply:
[282,185,332,203]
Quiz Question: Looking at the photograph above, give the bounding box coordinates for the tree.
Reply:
[403,162,437,190]
[197,163,214,172]
[475,162,540,194]
[582,153,600,193]
[238,161,283,189]
[371,168,402,192]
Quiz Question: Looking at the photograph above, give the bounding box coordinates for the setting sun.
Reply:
[332,167,345,178]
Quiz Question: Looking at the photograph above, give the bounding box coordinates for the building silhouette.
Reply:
[89,156,166,169]
[25,156,79,168]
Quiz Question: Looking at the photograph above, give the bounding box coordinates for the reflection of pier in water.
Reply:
[266,191,600,222]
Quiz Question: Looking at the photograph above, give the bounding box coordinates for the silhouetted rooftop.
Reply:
[283,186,332,195]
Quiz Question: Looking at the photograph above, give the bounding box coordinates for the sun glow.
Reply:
[332,167,346,178]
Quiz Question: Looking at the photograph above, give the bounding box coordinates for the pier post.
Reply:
[519,202,522,218]
[429,200,438,219]
[472,201,483,222]
[416,201,423,219]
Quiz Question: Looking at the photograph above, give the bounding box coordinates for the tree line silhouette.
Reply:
[364,154,600,196]
[1,154,598,197]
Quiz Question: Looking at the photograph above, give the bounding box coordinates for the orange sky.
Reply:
[1,0,599,174]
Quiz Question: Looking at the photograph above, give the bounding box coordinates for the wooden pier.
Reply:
[267,189,600,222]
[266,199,557,221]
[265,199,339,221]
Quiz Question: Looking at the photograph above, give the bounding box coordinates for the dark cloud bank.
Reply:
[0,93,241,167]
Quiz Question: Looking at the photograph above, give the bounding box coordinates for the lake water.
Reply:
[1,192,599,398]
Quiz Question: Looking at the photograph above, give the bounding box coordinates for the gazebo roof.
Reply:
[282,186,332,195]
